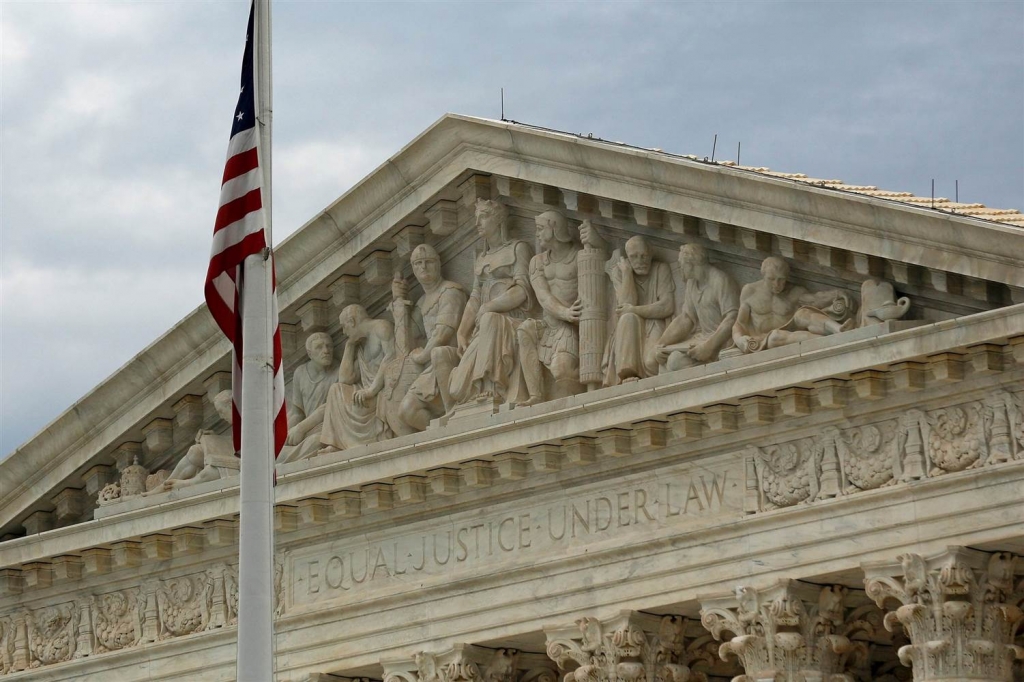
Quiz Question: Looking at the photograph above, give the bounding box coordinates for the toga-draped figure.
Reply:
[655,243,739,372]
[396,244,467,431]
[449,199,535,406]
[603,235,675,385]
[279,331,338,462]
[319,304,395,451]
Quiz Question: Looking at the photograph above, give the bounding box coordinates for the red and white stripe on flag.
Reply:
[204,3,287,458]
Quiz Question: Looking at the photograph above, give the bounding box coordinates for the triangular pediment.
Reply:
[2,113,1022,540]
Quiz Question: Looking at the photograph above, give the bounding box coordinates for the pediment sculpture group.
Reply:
[163,199,913,485]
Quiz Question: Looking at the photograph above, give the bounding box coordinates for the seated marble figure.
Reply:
[163,390,238,489]
[655,243,739,371]
[732,256,854,353]
[319,304,396,452]
[279,331,338,463]
[602,234,675,384]
[448,199,535,406]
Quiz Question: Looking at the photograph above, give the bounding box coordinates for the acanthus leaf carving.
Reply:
[25,602,76,667]
[155,573,212,638]
[93,588,143,653]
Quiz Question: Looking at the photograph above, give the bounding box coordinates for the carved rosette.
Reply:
[699,580,873,682]
[384,644,556,682]
[545,611,714,682]
[864,547,1024,681]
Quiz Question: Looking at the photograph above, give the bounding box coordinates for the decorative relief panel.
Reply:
[745,389,1024,513]
[0,564,241,676]
[383,643,557,682]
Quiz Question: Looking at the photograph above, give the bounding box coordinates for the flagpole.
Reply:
[237,0,276,679]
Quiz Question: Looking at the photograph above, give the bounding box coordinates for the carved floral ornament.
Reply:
[744,389,1024,513]
[864,547,1024,682]
[382,644,558,682]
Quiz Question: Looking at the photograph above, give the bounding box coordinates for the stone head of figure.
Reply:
[475,199,508,243]
[305,331,333,368]
[338,304,369,338]
[624,235,652,276]
[534,210,571,251]
[761,256,790,295]
[213,389,233,424]
[410,244,441,288]
[678,244,709,282]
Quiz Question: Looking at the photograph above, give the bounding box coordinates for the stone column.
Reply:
[864,546,1024,682]
[383,643,557,682]
[698,580,872,681]
[545,610,717,682]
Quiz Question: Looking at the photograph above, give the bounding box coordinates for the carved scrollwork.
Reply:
[93,589,142,653]
[747,439,816,510]
[26,603,75,667]
[924,404,987,474]
[384,645,536,682]
[834,421,900,492]
[156,574,212,638]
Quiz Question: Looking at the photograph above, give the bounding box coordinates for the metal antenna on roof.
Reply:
[737,141,741,166]
[711,134,718,162]
[956,179,959,203]
[500,88,505,121]
[931,179,935,209]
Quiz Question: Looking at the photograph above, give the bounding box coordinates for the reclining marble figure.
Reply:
[602,234,675,385]
[163,389,238,489]
[655,243,740,371]
[449,198,535,406]
[319,304,396,451]
[518,210,586,405]
[279,331,338,462]
[732,256,854,353]
[394,244,467,430]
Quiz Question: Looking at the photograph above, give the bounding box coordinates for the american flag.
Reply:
[204,2,287,457]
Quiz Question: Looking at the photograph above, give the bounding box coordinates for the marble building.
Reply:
[1,114,1023,681]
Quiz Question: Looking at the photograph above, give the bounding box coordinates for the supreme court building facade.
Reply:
[1,115,1023,681]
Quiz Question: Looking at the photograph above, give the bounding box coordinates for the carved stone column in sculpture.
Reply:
[864,546,1024,682]
[699,580,874,682]
[545,610,720,682]
[383,643,557,682]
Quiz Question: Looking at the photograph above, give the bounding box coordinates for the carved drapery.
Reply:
[864,547,1024,681]
[699,580,876,682]
[745,389,1024,514]
[545,610,719,682]
[383,644,557,682]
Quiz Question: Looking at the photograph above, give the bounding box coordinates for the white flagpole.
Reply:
[237,0,276,679]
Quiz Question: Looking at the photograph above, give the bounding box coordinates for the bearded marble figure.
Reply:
[732,256,854,353]
[655,244,739,371]
[319,304,396,451]
[279,331,338,462]
[449,199,535,406]
[395,244,467,430]
[518,210,586,405]
[163,390,238,489]
[603,234,675,385]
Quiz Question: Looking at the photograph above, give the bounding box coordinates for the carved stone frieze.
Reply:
[745,389,1024,513]
[864,546,1024,682]
[92,589,142,653]
[545,611,714,682]
[699,581,876,682]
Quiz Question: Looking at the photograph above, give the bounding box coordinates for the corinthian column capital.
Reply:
[864,546,1024,682]
[383,644,557,682]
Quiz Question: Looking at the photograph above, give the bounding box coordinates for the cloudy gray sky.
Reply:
[2,1,1022,455]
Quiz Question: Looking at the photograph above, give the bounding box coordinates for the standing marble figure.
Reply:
[395,244,467,430]
[518,210,585,405]
[449,199,535,406]
[732,256,854,352]
[655,244,739,371]
[319,304,395,451]
[602,234,675,384]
